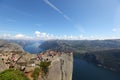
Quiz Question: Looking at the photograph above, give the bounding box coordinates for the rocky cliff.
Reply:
[37,51,73,80]
[0,40,25,72]
[0,40,24,52]
[46,53,73,80]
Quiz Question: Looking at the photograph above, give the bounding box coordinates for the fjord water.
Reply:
[24,42,43,54]
[73,58,120,80]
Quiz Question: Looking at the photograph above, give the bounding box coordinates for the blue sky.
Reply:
[0,0,120,40]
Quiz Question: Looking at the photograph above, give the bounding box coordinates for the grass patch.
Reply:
[32,67,40,80]
[40,61,51,76]
[0,69,29,80]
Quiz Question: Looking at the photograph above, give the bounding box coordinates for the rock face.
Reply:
[45,53,73,80]
[0,40,25,72]
[81,49,120,72]
[0,40,24,52]
[0,59,9,72]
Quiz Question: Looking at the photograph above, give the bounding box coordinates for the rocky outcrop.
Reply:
[0,59,9,72]
[0,40,24,52]
[44,53,73,80]
[0,40,25,73]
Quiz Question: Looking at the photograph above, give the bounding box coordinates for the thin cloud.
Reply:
[75,24,86,34]
[43,0,71,21]
[35,31,56,40]
[112,25,120,32]
[43,0,62,14]
[15,34,25,38]
[63,14,71,21]
[14,34,33,40]
[1,32,120,40]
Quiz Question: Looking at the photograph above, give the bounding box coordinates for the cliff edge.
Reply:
[46,53,73,80]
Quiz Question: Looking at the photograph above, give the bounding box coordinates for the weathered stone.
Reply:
[43,53,73,80]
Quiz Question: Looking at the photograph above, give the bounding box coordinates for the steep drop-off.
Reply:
[46,53,73,80]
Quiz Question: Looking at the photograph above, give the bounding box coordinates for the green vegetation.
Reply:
[0,69,29,80]
[39,61,51,76]
[32,67,40,80]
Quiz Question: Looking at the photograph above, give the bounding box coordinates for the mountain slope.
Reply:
[0,40,24,52]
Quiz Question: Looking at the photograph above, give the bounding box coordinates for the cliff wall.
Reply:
[44,53,73,80]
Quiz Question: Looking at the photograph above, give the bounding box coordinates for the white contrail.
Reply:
[43,0,71,21]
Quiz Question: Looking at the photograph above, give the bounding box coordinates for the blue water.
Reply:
[23,42,43,54]
[73,58,120,80]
